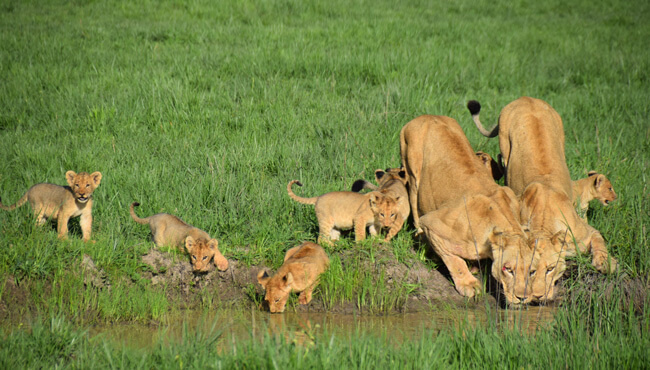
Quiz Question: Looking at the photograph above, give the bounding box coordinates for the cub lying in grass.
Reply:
[257,241,330,313]
[287,180,401,244]
[0,171,102,242]
[572,171,617,222]
[129,202,228,272]
[351,167,409,241]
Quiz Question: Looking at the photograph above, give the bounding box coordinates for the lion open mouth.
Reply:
[77,197,89,203]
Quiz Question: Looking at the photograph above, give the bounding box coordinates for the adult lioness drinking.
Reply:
[468,97,617,302]
[400,115,535,306]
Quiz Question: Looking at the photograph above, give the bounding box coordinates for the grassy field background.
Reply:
[0,0,648,366]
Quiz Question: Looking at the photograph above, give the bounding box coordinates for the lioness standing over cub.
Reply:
[257,241,330,313]
[468,97,617,302]
[129,202,228,272]
[0,171,102,242]
[287,180,401,244]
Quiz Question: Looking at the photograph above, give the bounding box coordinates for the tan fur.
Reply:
[400,115,535,305]
[469,97,617,303]
[0,171,102,242]
[475,151,504,181]
[129,202,228,272]
[287,180,401,244]
[257,242,330,313]
[350,168,410,241]
[572,171,617,222]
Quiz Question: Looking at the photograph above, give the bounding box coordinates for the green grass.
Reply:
[0,0,649,365]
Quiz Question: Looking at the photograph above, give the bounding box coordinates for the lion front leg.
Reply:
[585,229,617,273]
[79,212,93,242]
[56,214,71,240]
[298,288,313,305]
[384,215,404,242]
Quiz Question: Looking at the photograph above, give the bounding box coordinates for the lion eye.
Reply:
[529,270,536,277]
[546,265,556,274]
[202,256,208,261]
[192,255,197,260]
[75,184,79,187]
[502,266,513,274]
[85,184,89,188]
[275,298,280,303]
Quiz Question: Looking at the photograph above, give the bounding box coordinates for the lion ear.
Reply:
[285,272,294,287]
[65,171,77,187]
[374,169,386,182]
[594,174,606,189]
[588,170,598,177]
[185,236,195,253]
[257,269,270,287]
[398,169,407,179]
[208,239,218,250]
[90,172,102,187]
[489,228,503,244]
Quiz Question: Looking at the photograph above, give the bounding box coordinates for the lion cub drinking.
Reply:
[257,241,330,313]
[287,180,401,244]
[129,202,228,272]
[0,171,102,242]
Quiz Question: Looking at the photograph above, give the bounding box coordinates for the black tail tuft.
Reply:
[295,181,303,187]
[467,100,481,115]
[351,180,366,192]
[132,202,140,207]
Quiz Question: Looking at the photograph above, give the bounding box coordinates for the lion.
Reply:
[0,171,102,242]
[257,241,330,313]
[400,115,535,305]
[287,180,401,244]
[475,151,504,181]
[129,202,228,272]
[572,171,617,222]
[468,97,617,302]
[350,167,410,241]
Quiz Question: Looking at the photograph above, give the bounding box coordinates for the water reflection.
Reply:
[91,305,556,349]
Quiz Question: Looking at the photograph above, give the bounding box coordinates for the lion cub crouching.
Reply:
[129,202,228,272]
[0,171,102,242]
[287,180,401,244]
[257,242,330,313]
[572,171,617,222]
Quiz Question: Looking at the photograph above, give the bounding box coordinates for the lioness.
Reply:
[475,151,504,181]
[287,180,401,244]
[400,115,535,305]
[350,167,410,241]
[468,97,617,302]
[572,171,617,222]
[257,241,330,313]
[0,171,102,242]
[129,202,228,272]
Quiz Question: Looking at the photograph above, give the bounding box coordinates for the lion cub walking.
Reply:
[0,171,102,242]
[257,241,330,313]
[287,180,401,244]
[572,171,617,222]
[351,167,410,241]
[129,202,228,272]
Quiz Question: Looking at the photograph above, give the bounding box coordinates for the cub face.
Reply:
[369,192,400,229]
[185,236,229,273]
[257,270,294,313]
[590,171,617,206]
[66,171,102,203]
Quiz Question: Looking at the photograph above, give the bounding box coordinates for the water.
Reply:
[90,305,557,349]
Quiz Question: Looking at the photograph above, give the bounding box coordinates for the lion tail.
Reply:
[351,179,378,192]
[0,191,29,211]
[467,100,499,138]
[287,180,318,205]
[129,202,151,225]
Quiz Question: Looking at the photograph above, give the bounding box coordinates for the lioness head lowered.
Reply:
[489,230,539,306]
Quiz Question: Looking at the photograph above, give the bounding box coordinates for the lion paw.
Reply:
[455,278,482,298]
[592,253,617,274]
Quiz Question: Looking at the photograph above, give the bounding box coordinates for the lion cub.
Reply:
[287,180,401,244]
[257,241,330,313]
[351,167,410,241]
[129,202,228,272]
[0,171,102,242]
[572,171,617,222]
